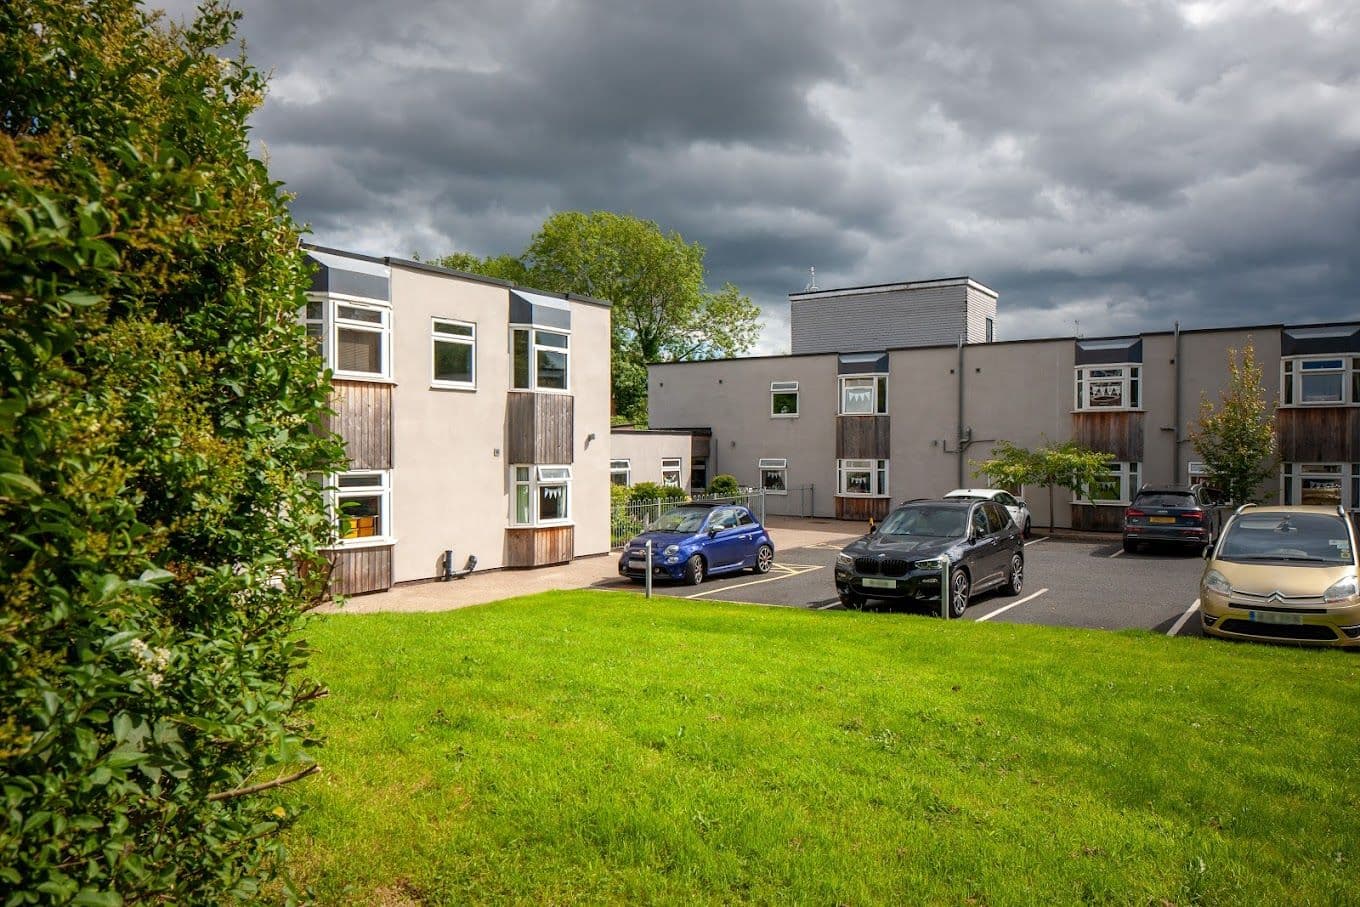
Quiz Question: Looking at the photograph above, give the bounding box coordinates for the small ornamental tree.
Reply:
[708,474,741,496]
[1190,342,1278,505]
[1,1,344,901]
[974,439,1113,533]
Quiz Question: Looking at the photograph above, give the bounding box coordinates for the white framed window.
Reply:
[661,457,683,487]
[1282,463,1355,508]
[304,295,392,380]
[511,464,572,526]
[610,459,631,487]
[759,458,788,494]
[330,470,392,546]
[771,381,799,417]
[1077,461,1140,505]
[1075,365,1140,411]
[431,318,476,389]
[837,458,888,497]
[1282,357,1359,406]
[511,326,570,392]
[839,375,887,415]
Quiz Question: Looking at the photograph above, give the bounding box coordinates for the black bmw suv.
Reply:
[834,498,1025,616]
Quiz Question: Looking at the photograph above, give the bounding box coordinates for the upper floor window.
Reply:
[839,375,887,415]
[1077,461,1140,505]
[985,317,995,343]
[305,296,392,380]
[1075,364,1139,411]
[837,458,889,497]
[1282,357,1359,406]
[512,327,570,391]
[661,457,683,487]
[771,381,799,417]
[610,459,631,487]
[431,318,476,389]
[330,470,392,546]
[759,458,788,494]
[512,465,572,526]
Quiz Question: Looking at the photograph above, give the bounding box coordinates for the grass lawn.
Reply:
[285,591,1359,905]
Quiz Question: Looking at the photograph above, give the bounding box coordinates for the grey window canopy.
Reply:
[837,351,889,374]
[1075,337,1142,365]
[510,289,572,330]
[1281,323,1360,356]
[306,248,391,302]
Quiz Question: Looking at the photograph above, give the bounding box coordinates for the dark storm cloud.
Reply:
[159,0,1360,351]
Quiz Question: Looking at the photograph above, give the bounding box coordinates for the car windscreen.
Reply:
[1133,493,1197,508]
[1216,513,1353,565]
[878,505,968,538]
[650,508,709,533]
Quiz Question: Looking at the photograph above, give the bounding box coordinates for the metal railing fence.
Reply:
[611,489,766,549]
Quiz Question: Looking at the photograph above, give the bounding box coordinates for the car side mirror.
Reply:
[708,527,719,537]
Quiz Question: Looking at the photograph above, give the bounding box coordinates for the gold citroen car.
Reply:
[1200,505,1360,647]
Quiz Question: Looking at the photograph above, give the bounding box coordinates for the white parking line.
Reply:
[1167,598,1200,636]
[974,588,1049,622]
[1108,547,1124,558]
[683,565,823,599]
[1024,537,1047,548]
[816,601,840,610]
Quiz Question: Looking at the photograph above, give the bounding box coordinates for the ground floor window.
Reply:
[661,457,683,487]
[759,458,788,494]
[333,470,391,543]
[610,459,631,487]
[1079,461,1140,505]
[837,458,888,497]
[690,457,708,492]
[512,465,572,526]
[1282,463,1357,509]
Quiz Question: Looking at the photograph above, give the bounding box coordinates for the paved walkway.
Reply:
[325,515,866,614]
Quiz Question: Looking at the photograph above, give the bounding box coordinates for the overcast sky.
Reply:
[159,0,1358,353]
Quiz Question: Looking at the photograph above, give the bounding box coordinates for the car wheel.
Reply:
[753,544,774,574]
[948,568,971,619]
[839,590,865,610]
[1002,553,1024,596]
[1122,538,1138,554]
[683,554,705,586]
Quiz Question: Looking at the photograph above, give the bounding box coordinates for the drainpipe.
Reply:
[1172,321,1182,484]
[957,334,966,487]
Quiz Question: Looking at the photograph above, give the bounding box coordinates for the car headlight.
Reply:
[836,553,853,567]
[663,545,680,556]
[1324,576,1359,604]
[1203,569,1231,597]
[914,556,948,570]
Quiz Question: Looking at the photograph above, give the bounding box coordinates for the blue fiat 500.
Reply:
[619,503,775,585]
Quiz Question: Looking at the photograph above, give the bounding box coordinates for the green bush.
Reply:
[708,474,741,496]
[0,1,344,901]
[628,482,688,505]
[610,482,633,509]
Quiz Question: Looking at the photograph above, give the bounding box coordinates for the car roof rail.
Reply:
[900,497,933,505]
[1233,502,1257,516]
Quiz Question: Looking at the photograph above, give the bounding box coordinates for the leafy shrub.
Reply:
[610,482,633,509]
[0,1,344,901]
[628,482,688,504]
[708,474,741,496]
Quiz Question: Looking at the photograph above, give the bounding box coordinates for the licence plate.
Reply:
[862,578,898,589]
[1248,610,1303,625]
[1149,516,1176,524]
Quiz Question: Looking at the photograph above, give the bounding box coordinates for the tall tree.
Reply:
[1190,342,1278,504]
[1,0,343,899]
[437,211,760,422]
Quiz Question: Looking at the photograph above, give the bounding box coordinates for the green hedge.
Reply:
[628,482,688,505]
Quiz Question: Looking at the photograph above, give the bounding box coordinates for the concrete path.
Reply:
[322,515,865,614]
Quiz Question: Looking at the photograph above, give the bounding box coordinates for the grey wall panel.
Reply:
[792,285,971,354]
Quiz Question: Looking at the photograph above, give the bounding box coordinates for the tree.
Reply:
[1,1,343,900]
[437,211,761,422]
[430,250,530,285]
[974,439,1113,533]
[1190,342,1277,504]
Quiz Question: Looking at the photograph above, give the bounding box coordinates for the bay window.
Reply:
[512,465,572,525]
[512,327,570,391]
[304,296,392,380]
[331,470,392,545]
[1282,463,1355,508]
[1282,357,1358,406]
[837,458,888,497]
[431,318,476,388]
[839,375,887,415]
[1075,365,1139,410]
[759,458,788,494]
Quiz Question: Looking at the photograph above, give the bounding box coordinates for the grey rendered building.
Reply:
[648,278,1360,529]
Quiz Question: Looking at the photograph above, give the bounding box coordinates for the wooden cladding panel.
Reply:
[506,392,574,464]
[836,415,891,459]
[1071,411,1144,462]
[835,496,892,522]
[1277,408,1360,462]
[505,525,575,568]
[1071,505,1124,533]
[329,545,393,596]
[327,380,393,470]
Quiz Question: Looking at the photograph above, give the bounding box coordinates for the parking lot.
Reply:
[598,535,1208,637]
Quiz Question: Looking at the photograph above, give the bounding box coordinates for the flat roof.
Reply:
[790,276,998,301]
[647,318,1360,368]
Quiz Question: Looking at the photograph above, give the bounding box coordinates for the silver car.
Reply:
[944,488,1032,538]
